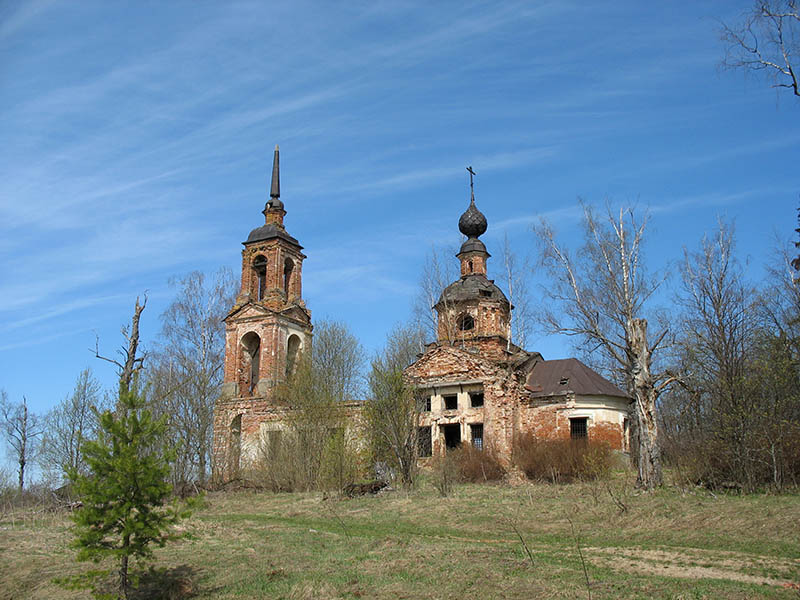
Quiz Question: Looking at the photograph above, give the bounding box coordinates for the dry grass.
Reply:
[1,473,799,599]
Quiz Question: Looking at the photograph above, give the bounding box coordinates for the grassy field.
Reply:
[1,474,799,599]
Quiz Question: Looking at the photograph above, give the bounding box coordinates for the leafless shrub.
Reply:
[512,434,613,483]
[451,443,506,482]
[430,451,458,497]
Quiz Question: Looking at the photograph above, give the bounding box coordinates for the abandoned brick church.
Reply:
[212,148,630,480]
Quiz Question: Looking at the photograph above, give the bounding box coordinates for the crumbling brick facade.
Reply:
[403,188,630,465]
[212,147,313,482]
[212,159,630,482]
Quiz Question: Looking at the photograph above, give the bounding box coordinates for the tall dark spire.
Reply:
[270,145,280,199]
[266,145,284,211]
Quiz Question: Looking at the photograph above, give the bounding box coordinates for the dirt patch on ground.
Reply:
[586,545,800,587]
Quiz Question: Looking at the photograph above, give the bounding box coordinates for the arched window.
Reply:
[457,313,475,331]
[468,259,473,273]
[286,334,301,376]
[241,332,261,395]
[253,255,267,301]
[230,414,242,477]
[283,258,294,296]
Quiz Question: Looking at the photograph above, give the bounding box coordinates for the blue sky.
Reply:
[1,0,798,426]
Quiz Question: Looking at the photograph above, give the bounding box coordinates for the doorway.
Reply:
[441,423,461,450]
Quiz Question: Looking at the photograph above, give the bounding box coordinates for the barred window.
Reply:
[570,417,588,440]
[417,427,432,457]
[470,423,484,451]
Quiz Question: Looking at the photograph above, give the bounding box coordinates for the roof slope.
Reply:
[437,275,509,306]
[245,223,301,247]
[526,358,628,399]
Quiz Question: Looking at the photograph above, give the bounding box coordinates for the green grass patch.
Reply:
[1,474,798,599]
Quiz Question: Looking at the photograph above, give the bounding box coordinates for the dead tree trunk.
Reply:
[17,398,27,493]
[94,295,147,398]
[627,318,662,490]
[119,296,146,394]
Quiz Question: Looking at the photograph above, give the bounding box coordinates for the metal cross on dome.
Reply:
[467,166,476,202]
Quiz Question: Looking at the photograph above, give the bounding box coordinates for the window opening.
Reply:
[264,430,282,458]
[469,391,484,408]
[418,426,432,457]
[479,289,491,297]
[283,257,294,296]
[443,394,458,410]
[457,313,475,331]
[253,255,267,301]
[470,423,484,451]
[441,424,461,449]
[286,334,301,376]
[418,396,431,412]
[230,414,242,476]
[570,417,588,440]
[241,332,261,395]
[468,259,473,273]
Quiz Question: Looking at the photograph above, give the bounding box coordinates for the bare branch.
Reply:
[721,0,800,98]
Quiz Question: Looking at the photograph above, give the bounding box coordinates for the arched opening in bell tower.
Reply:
[286,334,301,376]
[252,255,267,301]
[241,332,261,395]
[283,258,294,296]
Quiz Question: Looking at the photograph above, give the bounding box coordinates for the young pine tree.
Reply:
[67,389,190,600]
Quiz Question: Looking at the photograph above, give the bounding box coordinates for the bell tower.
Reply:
[214,146,314,480]
[219,145,313,403]
[435,167,511,350]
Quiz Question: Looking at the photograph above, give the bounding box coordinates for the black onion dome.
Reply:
[458,200,487,238]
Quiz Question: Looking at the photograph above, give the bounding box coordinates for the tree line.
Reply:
[2,205,800,496]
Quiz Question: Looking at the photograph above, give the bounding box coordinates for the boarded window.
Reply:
[469,391,484,407]
[418,426,432,457]
[570,417,588,440]
[470,423,484,451]
[443,394,458,410]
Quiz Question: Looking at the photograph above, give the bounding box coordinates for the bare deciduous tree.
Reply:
[413,245,460,344]
[535,203,669,490]
[312,319,366,403]
[39,368,102,483]
[501,232,533,350]
[147,269,235,487]
[365,323,426,487]
[0,391,43,492]
[664,221,800,489]
[259,319,366,492]
[721,0,800,98]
